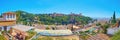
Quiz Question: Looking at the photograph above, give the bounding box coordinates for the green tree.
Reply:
[96,23,101,26]
[101,24,109,34]
[111,11,116,24]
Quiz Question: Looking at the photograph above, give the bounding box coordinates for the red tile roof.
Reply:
[3,12,16,15]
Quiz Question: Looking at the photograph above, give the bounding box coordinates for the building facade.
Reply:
[0,12,16,31]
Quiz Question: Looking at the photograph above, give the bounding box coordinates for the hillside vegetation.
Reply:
[15,10,92,25]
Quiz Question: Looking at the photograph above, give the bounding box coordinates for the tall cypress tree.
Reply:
[112,11,116,24]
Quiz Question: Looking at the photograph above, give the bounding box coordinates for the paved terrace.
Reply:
[12,25,34,32]
[35,29,73,36]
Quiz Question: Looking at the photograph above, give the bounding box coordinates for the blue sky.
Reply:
[0,0,120,18]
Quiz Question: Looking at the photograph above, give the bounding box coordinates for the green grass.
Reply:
[111,30,120,40]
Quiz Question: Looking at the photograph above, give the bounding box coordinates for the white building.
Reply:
[0,12,16,31]
[107,27,120,35]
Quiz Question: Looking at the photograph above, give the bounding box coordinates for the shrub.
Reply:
[111,30,120,40]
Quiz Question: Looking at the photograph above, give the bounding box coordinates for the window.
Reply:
[10,15,12,18]
[7,15,9,18]
[13,15,15,18]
